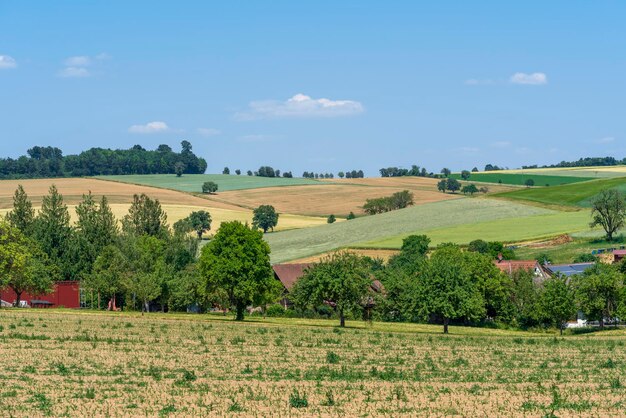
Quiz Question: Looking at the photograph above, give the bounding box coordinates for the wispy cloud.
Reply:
[58,67,90,78]
[510,72,548,85]
[197,128,221,137]
[235,93,364,120]
[128,121,169,134]
[58,53,110,78]
[457,146,480,153]
[464,78,495,86]
[0,55,17,69]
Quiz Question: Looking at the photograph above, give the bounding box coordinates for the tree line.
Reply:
[362,190,414,215]
[0,141,207,179]
[522,156,624,169]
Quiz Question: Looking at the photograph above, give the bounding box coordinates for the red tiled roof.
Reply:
[613,250,626,256]
[272,263,314,290]
[493,260,539,275]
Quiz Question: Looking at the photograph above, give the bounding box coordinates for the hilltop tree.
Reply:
[122,194,168,238]
[252,205,279,233]
[471,167,479,172]
[589,189,626,241]
[440,168,451,178]
[542,275,576,335]
[327,214,336,224]
[446,178,461,193]
[174,162,185,177]
[437,179,448,193]
[461,170,471,180]
[525,179,535,187]
[223,167,230,175]
[235,169,241,175]
[6,185,35,235]
[346,211,356,220]
[186,210,212,239]
[291,252,373,327]
[199,221,279,321]
[202,181,218,194]
[338,171,345,178]
[461,184,479,195]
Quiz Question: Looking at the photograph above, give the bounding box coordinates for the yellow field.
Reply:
[287,248,400,264]
[1,310,625,417]
[0,203,328,233]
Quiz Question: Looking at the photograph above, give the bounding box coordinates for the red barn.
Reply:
[0,281,80,308]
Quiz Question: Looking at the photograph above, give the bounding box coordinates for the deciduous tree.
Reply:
[252,205,279,233]
[589,189,626,241]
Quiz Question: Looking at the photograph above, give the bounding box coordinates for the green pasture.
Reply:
[495,176,626,207]
[266,197,551,263]
[450,172,593,186]
[97,174,321,192]
[359,210,591,249]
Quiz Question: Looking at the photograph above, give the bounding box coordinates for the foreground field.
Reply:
[265,198,551,263]
[1,310,625,417]
[97,174,321,193]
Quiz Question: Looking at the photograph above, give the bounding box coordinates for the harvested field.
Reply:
[0,178,242,211]
[1,310,625,417]
[212,184,460,216]
[325,176,516,193]
[0,203,328,233]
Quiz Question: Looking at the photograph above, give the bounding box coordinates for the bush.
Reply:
[289,389,308,408]
[265,304,286,317]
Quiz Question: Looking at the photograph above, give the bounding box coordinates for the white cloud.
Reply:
[235,93,364,120]
[464,78,494,86]
[58,67,90,78]
[457,146,479,153]
[65,55,91,67]
[128,121,169,134]
[510,72,547,85]
[0,55,17,69]
[197,128,221,137]
[95,52,111,60]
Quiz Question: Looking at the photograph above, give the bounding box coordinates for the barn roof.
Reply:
[272,263,313,290]
[493,260,540,275]
[543,262,594,277]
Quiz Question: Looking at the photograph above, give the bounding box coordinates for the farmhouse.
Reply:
[0,281,80,308]
[493,259,549,283]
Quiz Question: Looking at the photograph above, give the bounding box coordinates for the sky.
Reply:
[1,1,626,175]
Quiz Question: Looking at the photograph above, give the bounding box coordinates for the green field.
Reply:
[495,176,626,207]
[450,172,594,186]
[2,309,626,417]
[97,174,321,193]
[360,210,591,249]
[265,198,551,263]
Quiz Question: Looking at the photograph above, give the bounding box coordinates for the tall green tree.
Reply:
[252,205,279,233]
[202,181,218,194]
[589,189,626,241]
[123,236,167,315]
[6,185,35,234]
[446,178,461,193]
[418,245,485,333]
[291,252,373,327]
[437,179,447,193]
[542,275,576,335]
[84,245,127,309]
[122,194,168,238]
[198,221,279,321]
[32,185,72,276]
[574,263,623,328]
[187,211,212,239]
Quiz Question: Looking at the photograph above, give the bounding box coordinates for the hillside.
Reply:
[264,198,552,263]
[494,176,626,207]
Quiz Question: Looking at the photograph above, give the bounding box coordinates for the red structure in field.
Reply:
[0,281,80,308]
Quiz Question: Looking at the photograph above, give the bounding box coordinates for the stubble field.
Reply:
[1,310,625,417]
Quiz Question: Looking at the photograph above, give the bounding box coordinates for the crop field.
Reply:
[496,177,626,208]
[212,184,460,217]
[360,210,591,249]
[1,310,625,417]
[97,174,321,193]
[265,198,551,263]
[449,172,594,186]
[496,165,626,178]
[0,178,243,210]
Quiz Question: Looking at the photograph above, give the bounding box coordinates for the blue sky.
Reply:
[1,1,625,175]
